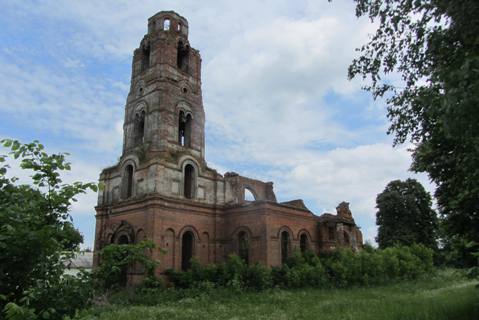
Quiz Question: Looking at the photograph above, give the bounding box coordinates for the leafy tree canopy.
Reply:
[349,0,479,243]
[376,179,438,249]
[0,139,97,318]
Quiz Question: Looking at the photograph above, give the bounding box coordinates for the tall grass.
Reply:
[75,269,478,320]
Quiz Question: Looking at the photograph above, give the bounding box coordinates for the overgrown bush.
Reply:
[93,240,159,289]
[167,245,434,291]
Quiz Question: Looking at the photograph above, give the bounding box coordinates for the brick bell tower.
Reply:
[94,11,214,276]
[123,11,205,163]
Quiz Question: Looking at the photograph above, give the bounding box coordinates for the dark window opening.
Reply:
[124,165,134,199]
[178,111,192,147]
[135,110,145,143]
[141,44,150,71]
[163,18,170,30]
[328,226,336,241]
[181,231,194,271]
[118,235,129,245]
[238,231,249,264]
[344,231,350,245]
[281,231,290,265]
[177,40,189,72]
[300,234,308,253]
[184,164,195,199]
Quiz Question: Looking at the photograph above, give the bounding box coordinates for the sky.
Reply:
[0,0,434,248]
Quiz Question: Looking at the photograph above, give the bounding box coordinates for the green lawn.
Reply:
[77,271,479,320]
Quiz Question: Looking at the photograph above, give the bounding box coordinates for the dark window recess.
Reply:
[178,111,192,147]
[177,40,189,72]
[124,165,134,199]
[135,110,145,143]
[238,231,249,264]
[117,234,129,286]
[281,231,290,265]
[184,164,195,199]
[328,227,336,241]
[141,44,150,71]
[118,235,129,245]
[181,231,194,271]
[344,231,350,244]
[300,234,308,253]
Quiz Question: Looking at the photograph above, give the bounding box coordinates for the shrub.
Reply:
[165,245,434,291]
[93,240,159,289]
[243,263,272,290]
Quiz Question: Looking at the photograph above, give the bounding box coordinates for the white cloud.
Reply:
[0,58,125,152]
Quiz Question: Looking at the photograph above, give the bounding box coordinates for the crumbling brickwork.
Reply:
[93,11,363,285]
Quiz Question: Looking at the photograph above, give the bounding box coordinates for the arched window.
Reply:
[238,231,249,264]
[117,234,129,245]
[181,231,194,271]
[163,18,170,30]
[281,231,290,265]
[244,187,256,202]
[177,40,189,72]
[178,111,192,147]
[135,110,145,143]
[177,22,181,31]
[184,164,195,199]
[300,233,309,253]
[124,165,134,199]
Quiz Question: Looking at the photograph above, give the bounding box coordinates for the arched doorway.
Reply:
[281,231,290,265]
[181,231,194,271]
[116,234,129,286]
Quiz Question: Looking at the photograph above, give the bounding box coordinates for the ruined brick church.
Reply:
[93,11,363,283]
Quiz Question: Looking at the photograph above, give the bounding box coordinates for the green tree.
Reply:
[0,139,97,319]
[349,1,479,246]
[376,179,438,249]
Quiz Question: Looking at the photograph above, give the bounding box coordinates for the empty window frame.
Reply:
[135,110,145,143]
[184,164,195,199]
[163,18,170,30]
[124,165,134,199]
[281,231,290,265]
[178,111,192,147]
